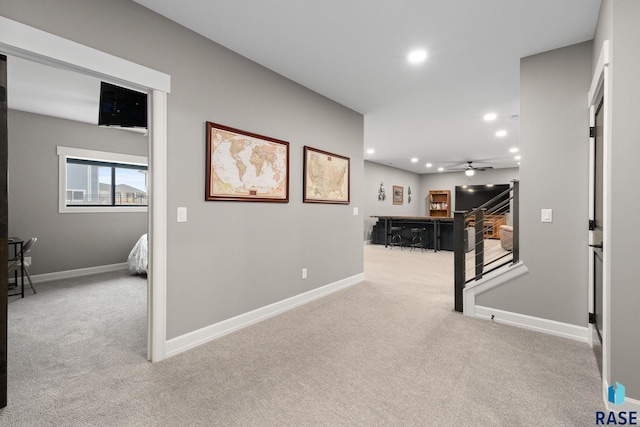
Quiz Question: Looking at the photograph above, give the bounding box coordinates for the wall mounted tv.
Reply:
[98,82,147,128]
[455,184,510,213]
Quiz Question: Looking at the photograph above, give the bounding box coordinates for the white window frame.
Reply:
[57,146,148,213]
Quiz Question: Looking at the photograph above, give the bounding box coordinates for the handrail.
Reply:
[466,186,512,218]
[465,252,512,284]
[454,180,519,312]
[485,195,512,216]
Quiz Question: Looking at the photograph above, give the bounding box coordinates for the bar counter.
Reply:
[370,215,454,251]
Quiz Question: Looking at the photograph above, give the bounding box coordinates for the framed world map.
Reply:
[206,122,289,202]
[303,146,350,204]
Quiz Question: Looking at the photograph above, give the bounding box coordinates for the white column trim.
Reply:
[149,90,168,361]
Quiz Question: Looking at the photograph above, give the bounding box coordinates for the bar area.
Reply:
[370,216,455,251]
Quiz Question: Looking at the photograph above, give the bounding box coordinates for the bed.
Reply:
[127,233,148,274]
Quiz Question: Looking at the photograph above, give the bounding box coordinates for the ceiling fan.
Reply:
[450,161,494,176]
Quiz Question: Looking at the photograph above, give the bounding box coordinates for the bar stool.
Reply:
[389,226,405,249]
[410,227,426,252]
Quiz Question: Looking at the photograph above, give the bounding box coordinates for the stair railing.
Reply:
[454,180,519,312]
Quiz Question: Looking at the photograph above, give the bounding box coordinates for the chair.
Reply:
[410,227,426,252]
[499,225,513,251]
[8,237,37,294]
[389,226,405,249]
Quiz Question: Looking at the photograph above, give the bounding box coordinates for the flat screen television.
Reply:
[98,82,147,128]
[455,184,510,213]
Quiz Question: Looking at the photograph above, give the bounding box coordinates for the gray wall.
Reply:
[476,42,593,326]
[363,161,421,241]
[419,168,519,216]
[600,0,640,401]
[8,110,148,274]
[593,0,612,72]
[0,0,364,340]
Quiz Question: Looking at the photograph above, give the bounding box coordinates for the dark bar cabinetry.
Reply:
[370,216,455,251]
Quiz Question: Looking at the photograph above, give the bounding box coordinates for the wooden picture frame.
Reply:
[393,186,403,205]
[303,146,350,204]
[205,122,289,202]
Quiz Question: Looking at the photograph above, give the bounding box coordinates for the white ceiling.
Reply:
[8,56,101,125]
[8,1,602,174]
[134,0,602,173]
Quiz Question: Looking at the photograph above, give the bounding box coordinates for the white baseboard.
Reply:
[603,380,640,413]
[475,306,590,343]
[165,273,365,358]
[22,263,129,284]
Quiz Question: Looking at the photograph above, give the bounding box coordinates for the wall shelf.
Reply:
[428,190,451,217]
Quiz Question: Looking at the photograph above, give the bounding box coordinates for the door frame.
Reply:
[1,53,8,408]
[0,17,170,362]
[587,40,611,399]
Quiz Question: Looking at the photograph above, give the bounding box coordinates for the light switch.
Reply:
[353,207,359,216]
[177,207,187,223]
[541,209,552,223]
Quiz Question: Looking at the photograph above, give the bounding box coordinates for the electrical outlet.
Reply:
[302,268,307,279]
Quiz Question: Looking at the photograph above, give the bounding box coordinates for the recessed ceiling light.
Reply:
[408,49,427,64]
[425,163,432,168]
[496,130,507,137]
[483,113,497,121]
[509,147,519,153]
[486,184,494,187]
[411,157,418,163]
[438,167,444,172]
[514,155,521,160]
[366,148,375,154]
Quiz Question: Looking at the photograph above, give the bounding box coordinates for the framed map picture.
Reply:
[206,122,289,202]
[303,146,350,204]
[393,186,403,205]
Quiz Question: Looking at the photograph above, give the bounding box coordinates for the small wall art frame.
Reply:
[393,185,404,205]
[205,122,289,202]
[303,146,350,204]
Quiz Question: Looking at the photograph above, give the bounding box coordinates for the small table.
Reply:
[8,237,25,298]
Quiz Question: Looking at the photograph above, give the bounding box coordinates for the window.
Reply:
[58,147,148,213]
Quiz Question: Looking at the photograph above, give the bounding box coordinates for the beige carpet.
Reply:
[0,246,603,426]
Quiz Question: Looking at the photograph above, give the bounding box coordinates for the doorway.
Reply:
[587,40,611,392]
[591,93,604,375]
[0,16,170,407]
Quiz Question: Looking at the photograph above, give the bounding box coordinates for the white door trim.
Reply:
[0,17,170,361]
[149,90,168,361]
[587,40,611,400]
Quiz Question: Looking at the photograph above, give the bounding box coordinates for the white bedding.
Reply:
[128,233,148,274]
